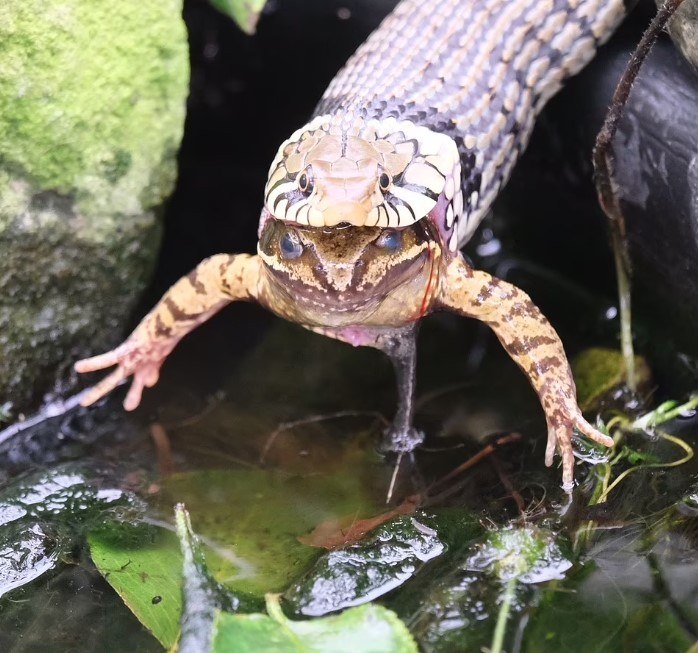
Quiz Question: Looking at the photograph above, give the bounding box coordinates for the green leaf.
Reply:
[212,594,418,653]
[208,0,268,34]
[88,525,182,649]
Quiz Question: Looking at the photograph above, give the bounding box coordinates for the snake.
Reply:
[264,0,629,247]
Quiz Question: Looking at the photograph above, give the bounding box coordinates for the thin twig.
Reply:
[491,455,526,515]
[259,410,388,464]
[427,433,522,495]
[593,0,687,390]
[149,423,175,477]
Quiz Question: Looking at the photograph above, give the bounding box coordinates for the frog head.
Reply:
[257,216,441,327]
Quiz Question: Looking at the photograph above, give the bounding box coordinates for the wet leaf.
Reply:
[0,463,136,527]
[212,594,418,653]
[396,525,573,653]
[286,515,446,616]
[208,0,267,34]
[572,347,651,411]
[0,522,59,598]
[88,525,182,649]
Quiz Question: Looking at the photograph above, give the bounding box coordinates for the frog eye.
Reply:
[375,229,401,250]
[379,172,392,192]
[279,229,303,259]
[297,167,315,195]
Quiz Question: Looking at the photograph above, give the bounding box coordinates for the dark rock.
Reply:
[500,15,698,361]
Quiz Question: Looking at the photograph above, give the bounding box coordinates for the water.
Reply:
[1,0,697,649]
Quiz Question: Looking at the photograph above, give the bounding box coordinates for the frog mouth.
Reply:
[269,247,431,315]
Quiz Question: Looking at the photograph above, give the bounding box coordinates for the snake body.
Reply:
[265,0,630,250]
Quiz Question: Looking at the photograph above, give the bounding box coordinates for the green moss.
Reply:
[572,348,651,411]
[0,0,188,222]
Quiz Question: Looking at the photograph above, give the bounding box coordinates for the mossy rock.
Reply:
[572,347,651,412]
[0,0,189,409]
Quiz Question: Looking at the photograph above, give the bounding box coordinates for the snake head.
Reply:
[263,115,461,232]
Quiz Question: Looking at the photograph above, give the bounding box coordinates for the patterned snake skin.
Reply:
[266,0,631,250]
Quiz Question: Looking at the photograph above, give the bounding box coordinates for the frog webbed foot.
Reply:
[75,336,176,411]
[541,381,614,490]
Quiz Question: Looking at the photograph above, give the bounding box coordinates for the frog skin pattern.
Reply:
[76,0,633,489]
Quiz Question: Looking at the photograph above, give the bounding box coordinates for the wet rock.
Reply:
[0,0,189,410]
[394,525,573,653]
[285,516,446,617]
[0,522,59,599]
[0,463,140,526]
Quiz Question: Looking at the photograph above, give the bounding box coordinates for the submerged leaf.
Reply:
[158,463,381,597]
[299,495,420,550]
[212,594,418,653]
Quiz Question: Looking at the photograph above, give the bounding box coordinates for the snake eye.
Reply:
[297,167,314,194]
[379,172,391,192]
[279,229,303,259]
[375,229,401,251]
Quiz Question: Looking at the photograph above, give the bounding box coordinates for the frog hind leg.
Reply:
[436,254,613,489]
[308,323,424,453]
